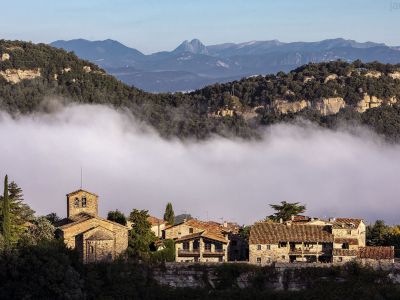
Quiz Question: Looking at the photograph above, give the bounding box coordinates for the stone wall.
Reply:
[151,262,400,290]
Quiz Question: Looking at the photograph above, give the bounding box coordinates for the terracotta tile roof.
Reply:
[334,238,359,245]
[147,216,166,226]
[332,218,363,229]
[249,222,333,244]
[333,249,358,257]
[358,246,395,260]
[175,230,228,244]
[291,215,311,222]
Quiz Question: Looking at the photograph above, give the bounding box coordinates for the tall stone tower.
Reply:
[66,189,98,218]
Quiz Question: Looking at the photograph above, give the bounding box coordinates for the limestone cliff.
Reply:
[272,100,309,114]
[314,97,346,116]
[0,68,41,84]
[355,94,397,113]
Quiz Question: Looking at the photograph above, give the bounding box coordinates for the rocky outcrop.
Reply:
[356,94,398,113]
[0,68,41,84]
[324,74,338,83]
[314,97,346,116]
[389,71,400,80]
[303,76,314,83]
[365,71,382,78]
[272,100,309,114]
[1,53,10,61]
[83,66,92,73]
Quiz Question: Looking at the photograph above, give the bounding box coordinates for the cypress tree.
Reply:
[163,202,175,225]
[2,175,11,246]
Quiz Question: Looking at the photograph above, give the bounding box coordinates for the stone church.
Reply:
[56,189,129,263]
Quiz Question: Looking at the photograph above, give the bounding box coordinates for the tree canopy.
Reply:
[163,202,175,225]
[267,201,306,222]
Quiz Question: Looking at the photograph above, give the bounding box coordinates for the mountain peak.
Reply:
[174,39,208,55]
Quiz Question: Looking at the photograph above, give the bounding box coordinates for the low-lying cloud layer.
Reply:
[1,103,400,225]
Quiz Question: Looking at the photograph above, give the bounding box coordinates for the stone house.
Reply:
[175,230,229,263]
[330,218,366,263]
[163,219,231,262]
[249,222,334,265]
[249,217,394,265]
[147,216,167,238]
[56,189,129,263]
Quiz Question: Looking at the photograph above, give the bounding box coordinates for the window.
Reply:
[205,243,211,251]
[189,227,194,234]
[90,245,94,253]
[257,244,262,250]
[281,255,285,260]
[342,243,349,249]
[256,257,261,264]
[266,245,271,250]
[279,242,287,248]
[347,230,352,235]
[74,197,79,207]
[338,257,343,262]
[182,241,189,250]
[82,196,87,207]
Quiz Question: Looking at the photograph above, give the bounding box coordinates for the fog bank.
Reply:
[1,104,399,225]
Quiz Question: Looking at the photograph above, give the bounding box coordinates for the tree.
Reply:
[367,220,390,246]
[107,210,127,226]
[163,202,175,225]
[2,175,11,247]
[0,180,35,243]
[267,201,306,222]
[128,209,156,259]
[19,217,55,246]
[45,213,60,225]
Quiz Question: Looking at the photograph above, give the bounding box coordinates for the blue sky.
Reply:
[1,0,399,53]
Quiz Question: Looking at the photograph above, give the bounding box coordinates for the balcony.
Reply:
[178,249,200,257]
[289,248,326,255]
[203,249,225,257]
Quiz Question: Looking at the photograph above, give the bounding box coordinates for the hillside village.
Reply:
[51,188,395,266]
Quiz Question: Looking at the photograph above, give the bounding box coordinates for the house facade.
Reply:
[174,231,229,262]
[56,189,129,263]
[164,219,230,262]
[249,217,394,265]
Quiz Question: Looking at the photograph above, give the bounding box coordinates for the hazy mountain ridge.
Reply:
[2,39,400,141]
[51,38,400,92]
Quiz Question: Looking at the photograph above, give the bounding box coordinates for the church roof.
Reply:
[66,189,98,197]
[56,213,129,230]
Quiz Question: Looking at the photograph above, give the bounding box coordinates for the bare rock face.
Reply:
[355,94,398,113]
[0,68,41,84]
[272,100,309,114]
[0,53,10,61]
[324,74,338,83]
[314,97,346,116]
[389,71,400,80]
[364,71,382,78]
[83,66,92,73]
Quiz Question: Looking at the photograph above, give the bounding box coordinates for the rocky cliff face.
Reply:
[356,94,398,113]
[0,68,41,84]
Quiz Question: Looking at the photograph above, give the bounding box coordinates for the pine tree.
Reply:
[163,202,175,225]
[2,175,11,246]
[267,201,306,222]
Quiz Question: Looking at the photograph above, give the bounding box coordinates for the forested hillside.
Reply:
[2,40,400,140]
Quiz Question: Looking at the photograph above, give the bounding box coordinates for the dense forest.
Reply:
[2,40,400,140]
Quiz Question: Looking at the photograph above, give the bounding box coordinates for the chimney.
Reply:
[183,218,187,223]
[223,221,228,228]
[291,215,294,221]
[279,218,283,224]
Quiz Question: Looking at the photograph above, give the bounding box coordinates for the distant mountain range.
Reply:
[50,38,400,92]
